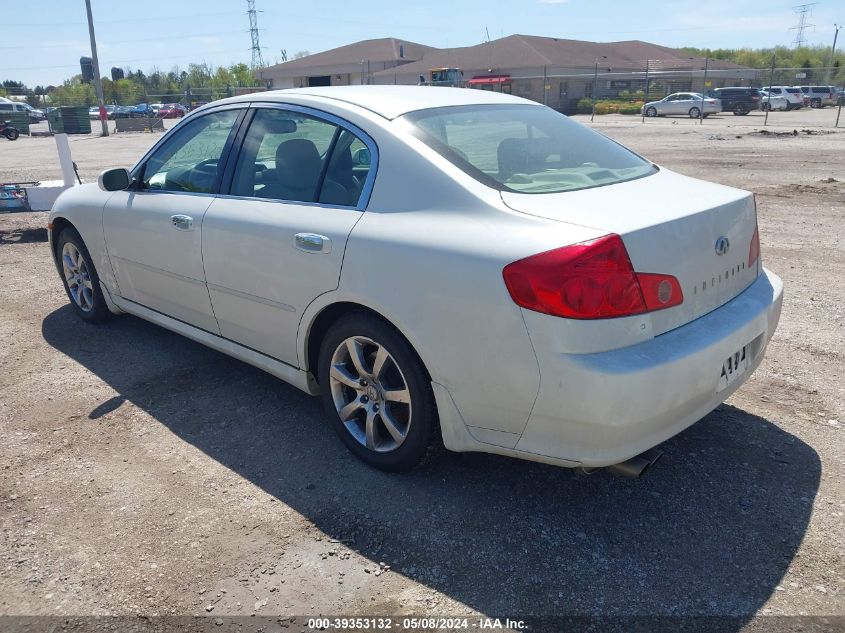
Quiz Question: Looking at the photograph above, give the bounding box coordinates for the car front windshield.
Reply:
[400,104,656,194]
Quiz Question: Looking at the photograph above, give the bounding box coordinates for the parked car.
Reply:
[642,92,721,118]
[89,105,127,120]
[48,86,783,474]
[758,91,789,112]
[761,86,803,110]
[0,100,44,122]
[130,103,155,118]
[709,87,761,115]
[794,86,837,108]
[150,103,164,116]
[158,103,187,118]
[25,104,45,122]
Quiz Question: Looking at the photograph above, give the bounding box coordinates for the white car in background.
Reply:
[759,91,789,111]
[762,86,803,110]
[48,87,783,475]
[642,92,721,118]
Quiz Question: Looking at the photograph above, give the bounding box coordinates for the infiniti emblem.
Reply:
[715,236,730,256]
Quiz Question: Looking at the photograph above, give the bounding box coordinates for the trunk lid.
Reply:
[501,168,759,336]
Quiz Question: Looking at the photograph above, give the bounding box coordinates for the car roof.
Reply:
[217,85,537,119]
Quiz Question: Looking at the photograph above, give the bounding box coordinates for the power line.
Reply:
[0,29,246,50]
[790,3,817,48]
[247,0,265,69]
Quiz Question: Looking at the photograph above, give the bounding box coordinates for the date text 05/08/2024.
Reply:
[306,617,527,630]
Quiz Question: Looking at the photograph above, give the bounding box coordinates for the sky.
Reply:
[3,0,843,87]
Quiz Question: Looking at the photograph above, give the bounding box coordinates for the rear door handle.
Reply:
[171,214,194,231]
[294,233,331,254]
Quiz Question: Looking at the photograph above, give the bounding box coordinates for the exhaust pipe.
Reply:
[606,448,663,478]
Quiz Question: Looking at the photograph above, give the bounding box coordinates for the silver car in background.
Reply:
[759,91,789,112]
[642,93,721,118]
[762,86,803,110]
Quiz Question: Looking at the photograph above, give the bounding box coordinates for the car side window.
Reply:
[230,108,369,207]
[140,109,240,193]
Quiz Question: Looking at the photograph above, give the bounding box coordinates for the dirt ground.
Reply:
[0,106,843,631]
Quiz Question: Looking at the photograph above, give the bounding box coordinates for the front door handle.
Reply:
[171,214,194,231]
[294,233,332,254]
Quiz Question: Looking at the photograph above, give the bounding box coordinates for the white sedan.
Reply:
[642,92,721,118]
[49,86,783,475]
[759,91,790,111]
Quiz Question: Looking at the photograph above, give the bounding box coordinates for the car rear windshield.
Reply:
[400,105,656,194]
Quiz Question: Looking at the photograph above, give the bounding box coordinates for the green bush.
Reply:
[619,104,643,115]
[576,98,594,114]
[575,98,644,115]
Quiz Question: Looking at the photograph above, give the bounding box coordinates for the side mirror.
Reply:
[98,167,131,192]
[352,147,371,167]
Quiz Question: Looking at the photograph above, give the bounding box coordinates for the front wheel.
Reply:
[4,128,19,140]
[57,227,112,323]
[688,107,701,118]
[645,106,657,117]
[319,313,439,471]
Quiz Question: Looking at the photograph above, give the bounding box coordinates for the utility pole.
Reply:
[790,3,817,48]
[590,55,606,123]
[84,0,108,137]
[247,0,265,70]
[699,56,709,125]
[828,24,841,84]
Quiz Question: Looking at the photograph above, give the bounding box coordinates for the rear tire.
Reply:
[318,313,440,472]
[56,227,112,323]
[688,107,701,118]
[733,104,749,115]
[4,128,19,141]
[811,98,821,109]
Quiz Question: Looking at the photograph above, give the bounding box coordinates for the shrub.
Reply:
[619,103,644,115]
[576,98,594,114]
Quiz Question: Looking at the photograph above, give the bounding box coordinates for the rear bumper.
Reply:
[515,268,783,467]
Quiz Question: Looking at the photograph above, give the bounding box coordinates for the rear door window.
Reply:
[229,108,372,207]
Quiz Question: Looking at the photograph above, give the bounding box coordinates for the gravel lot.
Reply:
[1,106,843,630]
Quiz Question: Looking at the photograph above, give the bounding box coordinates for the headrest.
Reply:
[275,139,321,189]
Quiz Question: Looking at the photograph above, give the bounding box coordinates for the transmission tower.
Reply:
[246,0,265,69]
[790,3,817,48]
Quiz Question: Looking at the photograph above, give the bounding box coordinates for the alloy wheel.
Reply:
[61,242,94,312]
[328,336,412,453]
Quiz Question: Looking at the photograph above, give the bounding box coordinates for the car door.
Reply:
[667,94,686,115]
[201,105,377,367]
[659,95,677,115]
[677,93,697,114]
[102,106,244,333]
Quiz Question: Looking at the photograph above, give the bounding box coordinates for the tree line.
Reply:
[681,44,844,84]
[1,62,260,108]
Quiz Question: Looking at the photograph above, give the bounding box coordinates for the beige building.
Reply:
[258,35,757,112]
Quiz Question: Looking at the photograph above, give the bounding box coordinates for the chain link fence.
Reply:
[550,64,845,126]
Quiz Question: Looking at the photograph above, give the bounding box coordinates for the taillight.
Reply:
[748,224,760,268]
[502,234,683,320]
